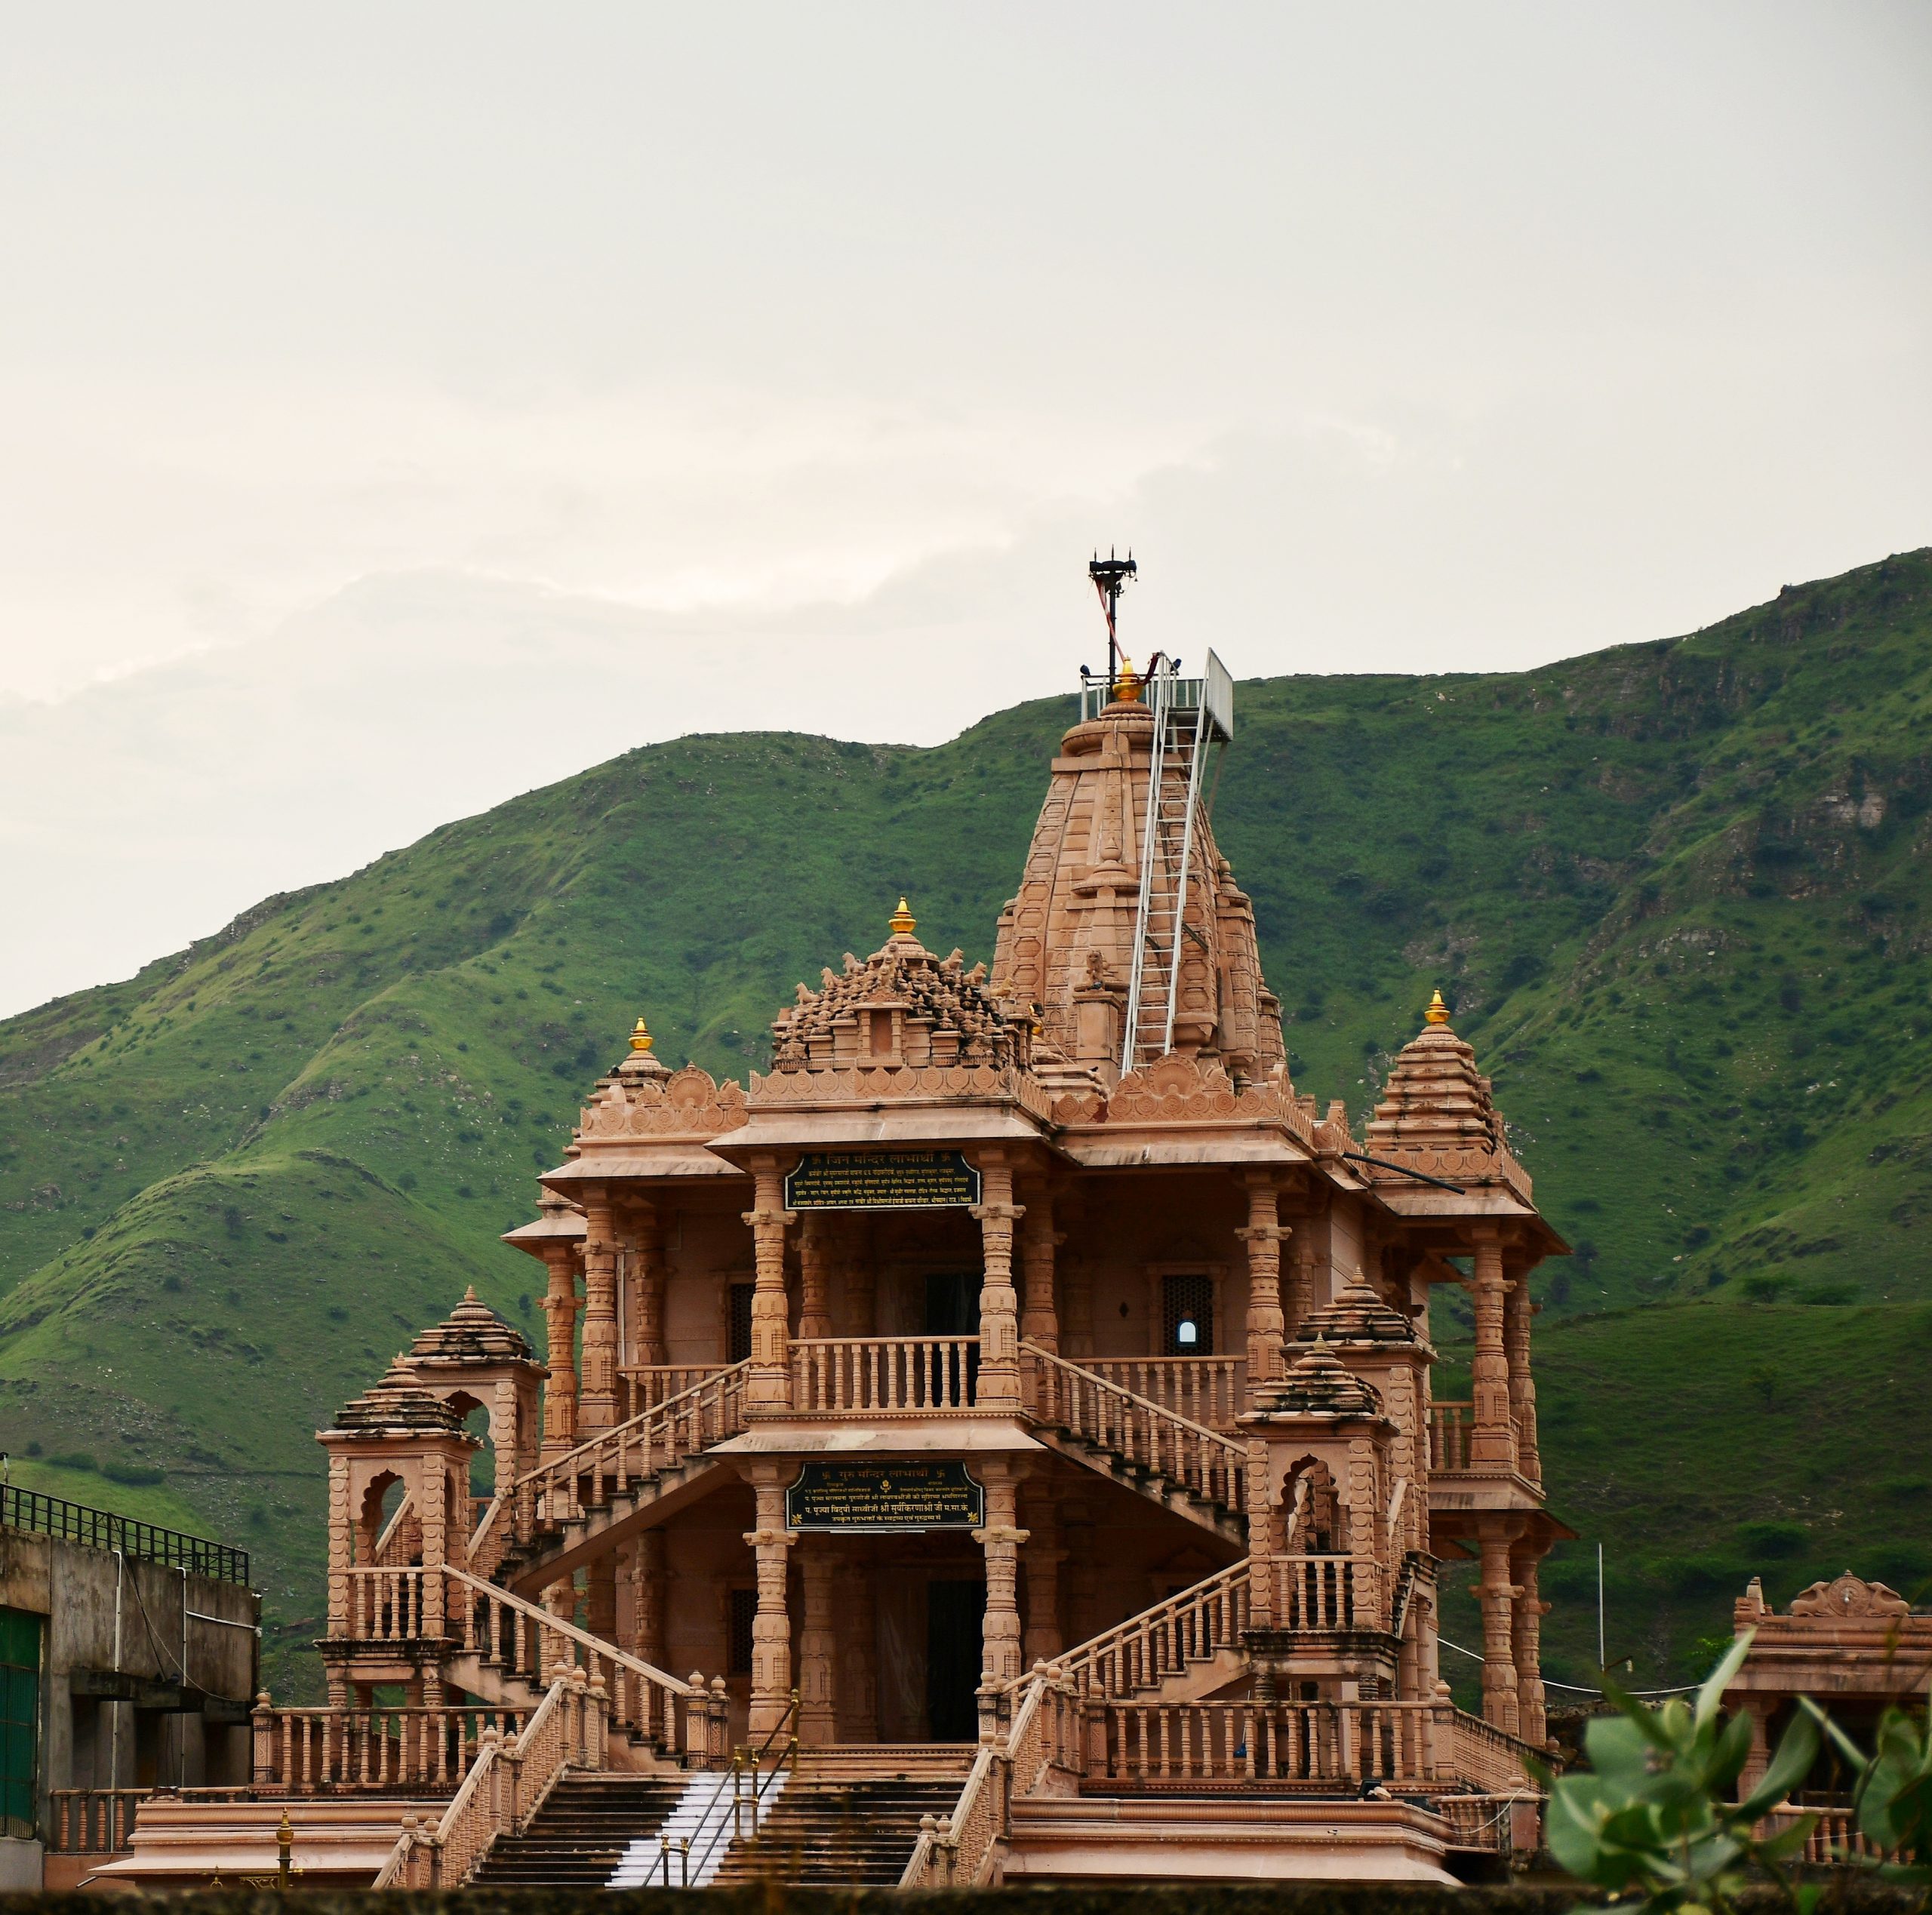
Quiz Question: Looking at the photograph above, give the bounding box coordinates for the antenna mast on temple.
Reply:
[1088,549,1137,699]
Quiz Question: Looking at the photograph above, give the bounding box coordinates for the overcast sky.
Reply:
[2,2,1928,1018]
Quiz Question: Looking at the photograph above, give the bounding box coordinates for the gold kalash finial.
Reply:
[889,896,917,939]
[1424,988,1451,1027]
[1113,654,1145,705]
[629,1015,654,1053]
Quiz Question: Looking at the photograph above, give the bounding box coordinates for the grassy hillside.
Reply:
[3,548,1929,1696]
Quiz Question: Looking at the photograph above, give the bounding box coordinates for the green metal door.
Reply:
[0,1607,42,1839]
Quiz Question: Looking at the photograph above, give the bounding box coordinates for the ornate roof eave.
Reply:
[500,1194,587,1260]
[540,1148,749,1187]
[1367,1182,1569,1254]
[706,1099,1064,1163]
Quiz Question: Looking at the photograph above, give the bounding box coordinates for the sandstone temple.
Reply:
[108,639,1577,1887]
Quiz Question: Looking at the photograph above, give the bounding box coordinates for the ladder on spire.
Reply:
[1121,652,1235,1068]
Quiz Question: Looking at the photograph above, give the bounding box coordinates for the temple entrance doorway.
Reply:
[926,1578,985,1741]
[923,1271,980,1336]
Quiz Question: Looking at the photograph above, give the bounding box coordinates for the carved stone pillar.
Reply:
[629,1531,667,1671]
[1503,1261,1541,1486]
[798,1538,838,1745]
[797,1214,833,1342]
[1511,1544,1548,1748]
[631,1202,666,1369]
[418,1460,449,1641]
[585,1551,618,1646]
[1285,1225,1317,1338]
[743,1463,796,1738]
[1477,1522,1521,1736]
[1019,1191,1061,1354]
[971,1156,1024,1410]
[580,1192,620,1433]
[743,1159,797,1415]
[326,1455,351,1640]
[974,1461,1029,1734]
[540,1243,581,1459]
[1237,1173,1288,1400]
[1021,1491,1064,1667]
[1468,1231,1516,1470]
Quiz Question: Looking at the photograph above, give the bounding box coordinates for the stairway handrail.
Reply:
[442,1562,697,1700]
[1002,1557,1250,1696]
[1022,1341,1244,1457]
[688,1689,799,1885]
[374,1670,599,1889]
[515,1358,752,1497]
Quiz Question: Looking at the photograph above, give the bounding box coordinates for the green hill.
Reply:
[3,548,1929,1698]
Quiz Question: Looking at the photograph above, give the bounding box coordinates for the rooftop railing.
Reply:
[0,1483,251,1587]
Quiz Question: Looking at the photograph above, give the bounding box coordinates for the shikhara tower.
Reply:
[294,639,1570,1886]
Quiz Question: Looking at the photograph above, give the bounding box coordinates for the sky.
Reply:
[2,2,1928,1017]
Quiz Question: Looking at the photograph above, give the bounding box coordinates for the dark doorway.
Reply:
[926,1578,984,1741]
[923,1271,980,1335]
[924,1272,980,1402]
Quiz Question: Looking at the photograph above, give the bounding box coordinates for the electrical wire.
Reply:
[1434,1632,1697,1697]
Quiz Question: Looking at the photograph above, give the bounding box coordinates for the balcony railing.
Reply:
[1269,1553,1374,1632]
[790,1336,978,1414]
[2,1483,250,1585]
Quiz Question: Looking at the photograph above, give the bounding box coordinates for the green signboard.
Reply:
[783,1149,981,1212]
[785,1459,985,1532]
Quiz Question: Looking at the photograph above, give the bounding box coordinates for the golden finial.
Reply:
[889,896,917,939]
[1114,655,1144,705]
[1424,988,1451,1027]
[628,1016,654,1053]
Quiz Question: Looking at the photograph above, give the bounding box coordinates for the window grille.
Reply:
[728,1283,755,1363]
[1161,1273,1215,1355]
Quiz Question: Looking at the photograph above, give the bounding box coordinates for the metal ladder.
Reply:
[1121,659,1217,1067]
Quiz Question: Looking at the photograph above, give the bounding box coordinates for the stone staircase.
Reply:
[469,1773,686,1886]
[1024,1343,1247,1544]
[497,1362,750,1596]
[710,1776,968,1887]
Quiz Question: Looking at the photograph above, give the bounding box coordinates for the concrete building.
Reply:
[0,1483,257,1889]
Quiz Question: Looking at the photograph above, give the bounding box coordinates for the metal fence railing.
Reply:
[1,1484,251,1586]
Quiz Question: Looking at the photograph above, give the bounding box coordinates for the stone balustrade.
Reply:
[1092,1695,1444,1786]
[1024,1342,1245,1514]
[251,1701,528,1792]
[1036,1560,1250,1701]
[789,1336,979,1414]
[1080,1356,1245,1433]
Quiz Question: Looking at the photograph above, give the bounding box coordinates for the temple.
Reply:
[107,644,1577,1888]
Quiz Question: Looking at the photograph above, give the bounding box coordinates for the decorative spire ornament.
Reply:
[889,896,917,939]
[1424,988,1451,1027]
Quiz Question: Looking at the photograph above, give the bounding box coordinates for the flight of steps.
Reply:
[469,1774,686,1886]
[1032,1422,1244,1542]
[710,1777,967,1886]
